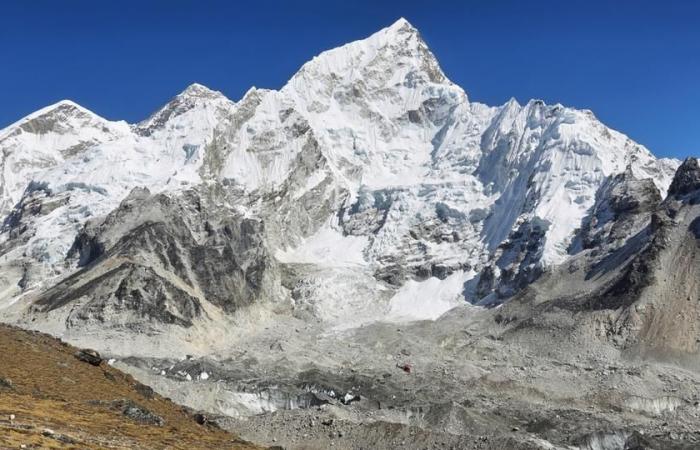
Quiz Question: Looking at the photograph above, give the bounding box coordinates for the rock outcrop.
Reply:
[25,188,279,334]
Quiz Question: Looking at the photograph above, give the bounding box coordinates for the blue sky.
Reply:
[1,0,698,158]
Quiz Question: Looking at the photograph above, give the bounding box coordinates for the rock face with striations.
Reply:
[28,187,279,334]
[572,167,662,253]
[668,157,700,197]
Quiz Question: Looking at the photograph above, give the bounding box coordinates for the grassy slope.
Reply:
[0,324,262,450]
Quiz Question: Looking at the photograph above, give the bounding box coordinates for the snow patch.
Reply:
[275,223,368,267]
[386,271,471,322]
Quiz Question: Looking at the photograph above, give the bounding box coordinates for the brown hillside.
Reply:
[0,324,262,450]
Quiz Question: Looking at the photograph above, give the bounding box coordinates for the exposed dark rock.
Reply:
[135,383,155,399]
[0,377,13,390]
[31,188,277,331]
[475,265,496,299]
[668,157,700,197]
[339,187,395,236]
[689,217,700,239]
[194,412,209,425]
[115,399,165,426]
[67,233,104,267]
[572,169,661,254]
[74,349,102,366]
[2,183,55,237]
[475,218,548,303]
[374,258,406,287]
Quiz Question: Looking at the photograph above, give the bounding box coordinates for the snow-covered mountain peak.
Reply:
[135,83,234,137]
[19,99,88,124]
[387,17,415,32]
[379,17,428,49]
[0,98,132,215]
[283,18,451,106]
[0,99,121,140]
[178,82,228,100]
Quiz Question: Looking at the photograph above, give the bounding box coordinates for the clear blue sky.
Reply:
[1,0,698,158]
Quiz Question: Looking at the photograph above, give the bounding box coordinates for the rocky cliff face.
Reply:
[572,167,662,253]
[28,187,279,334]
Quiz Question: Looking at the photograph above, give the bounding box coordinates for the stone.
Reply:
[668,157,700,197]
[135,383,155,399]
[0,377,13,389]
[74,349,102,366]
[122,402,164,426]
[194,413,208,425]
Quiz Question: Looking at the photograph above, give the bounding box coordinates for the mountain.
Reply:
[1,18,698,450]
[0,19,678,329]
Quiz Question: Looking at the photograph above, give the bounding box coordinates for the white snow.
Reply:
[387,271,472,322]
[275,221,368,267]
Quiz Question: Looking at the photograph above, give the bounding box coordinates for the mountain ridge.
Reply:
[0,17,683,335]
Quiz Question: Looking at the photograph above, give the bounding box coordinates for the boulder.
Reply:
[116,399,164,426]
[193,412,208,425]
[74,349,102,366]
[0,377,13,390]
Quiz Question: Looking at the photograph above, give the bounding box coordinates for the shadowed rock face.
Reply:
[595,160,699,316]
[575,168,662,252]
[668,157,700,197]
[30,188,277,332]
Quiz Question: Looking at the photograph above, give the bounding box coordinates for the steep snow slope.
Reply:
[0,100,131,215]
[477,98,678,264]
[0,18,679,329]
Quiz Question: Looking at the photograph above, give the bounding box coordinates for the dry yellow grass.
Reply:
[0,324,263,450]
